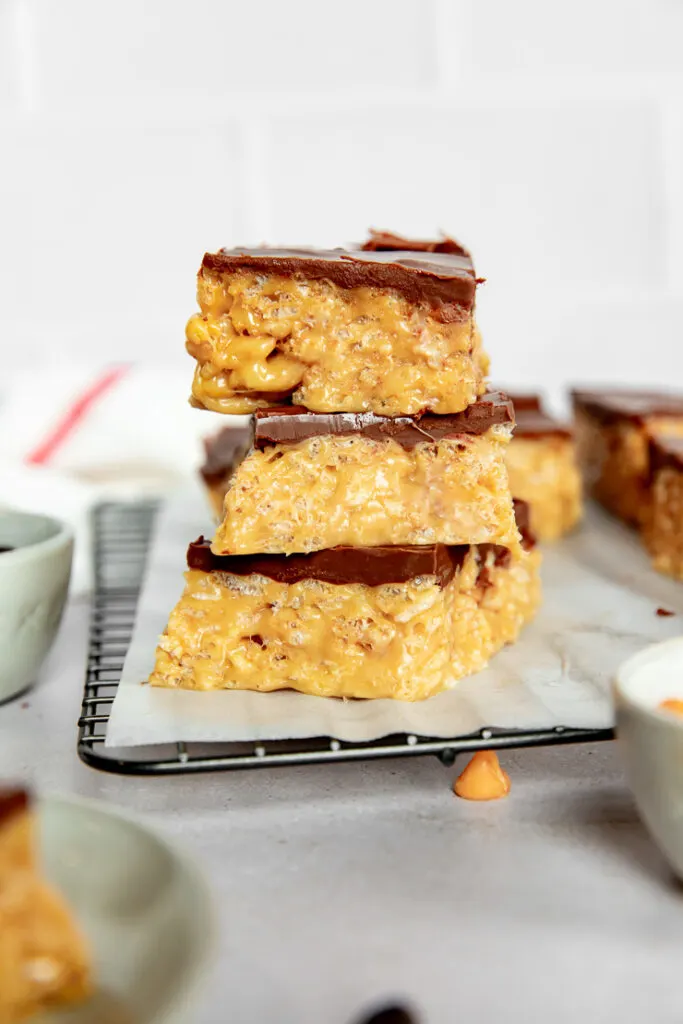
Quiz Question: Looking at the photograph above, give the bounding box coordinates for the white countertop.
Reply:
[2,600,683,1024]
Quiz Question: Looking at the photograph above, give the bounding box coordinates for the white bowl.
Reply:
[0,509,73,702]
[614,636,683,879]
[39,793,214,1023]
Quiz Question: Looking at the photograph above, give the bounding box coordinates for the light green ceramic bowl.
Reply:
[40,793,214,1023]
[0,509,73,703]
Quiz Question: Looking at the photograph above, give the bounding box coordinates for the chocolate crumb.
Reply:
[656,607,676,617]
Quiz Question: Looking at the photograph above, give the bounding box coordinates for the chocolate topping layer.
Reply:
[201,246,477,323]
[506,393,572,439]
[572,389,683,426]
[361,228,470,259]
[200,424,251,485]
[253,392,514,449]
[187,499,533,587]
[188,539,469,587]
[649,435,683,475]
[0,786,28,824]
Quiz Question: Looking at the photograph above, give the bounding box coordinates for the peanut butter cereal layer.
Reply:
[149,526,540,702]
[0,789,91,1023]
[642,436,683,580]
[210,394,521,555]
[186,247,487,416]
[504,394,582,542]
[572,389,683,526]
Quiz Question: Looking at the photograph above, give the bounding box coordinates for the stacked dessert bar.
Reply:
[150,234,541,700]
[572,389,683,579]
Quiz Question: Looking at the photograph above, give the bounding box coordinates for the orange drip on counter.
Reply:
[453,751,511,801]
[659,698,683,717]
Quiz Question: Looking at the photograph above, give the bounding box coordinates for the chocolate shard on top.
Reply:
[505,392,572,439]
[0,786,28,824]
[649,435,683,476]
[253,392,514,450]
[572,388,683,426]
[361,228,471,259]
[201,245,477,323]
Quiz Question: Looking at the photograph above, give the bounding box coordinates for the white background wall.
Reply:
[1,0,683,407]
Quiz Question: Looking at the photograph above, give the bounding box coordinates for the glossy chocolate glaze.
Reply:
[188,539,469,588]
[186,500,533,587]
[253,392,513,450]
[201,246,477,323]
[200,425,251,486]
[502,392,573,439]
[572,388,683,426]
[0,786,28,824]
[649,435,683,476]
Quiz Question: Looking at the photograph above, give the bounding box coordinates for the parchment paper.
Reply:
[106,482,683,747]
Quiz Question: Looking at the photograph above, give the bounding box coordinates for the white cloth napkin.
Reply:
[0,363,243,594]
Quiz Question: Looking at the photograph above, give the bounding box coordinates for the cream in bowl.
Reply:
[614,637,683,879]
[0,509,73,703]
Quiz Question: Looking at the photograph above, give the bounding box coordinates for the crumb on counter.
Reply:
[453,750,511,800]
[656,607,676,617]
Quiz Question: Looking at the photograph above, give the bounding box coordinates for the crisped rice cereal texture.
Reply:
[187,267,487,416]
[505,434,582,542]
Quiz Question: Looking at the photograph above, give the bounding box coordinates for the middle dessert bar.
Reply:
[208,393,521,555]
[186,246,487,416]
[149,509,540,702]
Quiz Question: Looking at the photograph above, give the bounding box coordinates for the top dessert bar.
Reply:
[572,388,683,525]
[186,242,487,417]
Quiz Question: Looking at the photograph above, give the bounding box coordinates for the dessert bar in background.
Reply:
[149,503,540,702]
[0,788,90,1022]
[186,246,487,416]
[504,392,582,542]
[572,389,683,526]
[642,436,683,581]
[211,394,522,555]
[200,422,250,519]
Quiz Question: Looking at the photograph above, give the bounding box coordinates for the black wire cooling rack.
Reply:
[77,501,614,776]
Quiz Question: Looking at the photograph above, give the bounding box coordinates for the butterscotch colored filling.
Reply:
[504,435,582,542]
[213,427,519,555]
[149,548,541,701]
[0,810,91,1023]
[642,466,683,581]
[574,411,683,526]
[186,270,488,416]
[453,751,511,800]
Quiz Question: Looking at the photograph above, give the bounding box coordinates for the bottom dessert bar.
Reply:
[0,789,91,1023]
[505,394,582,542]
[149,529,540,702]
[572,388,683,526]
[642,436,683,580]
